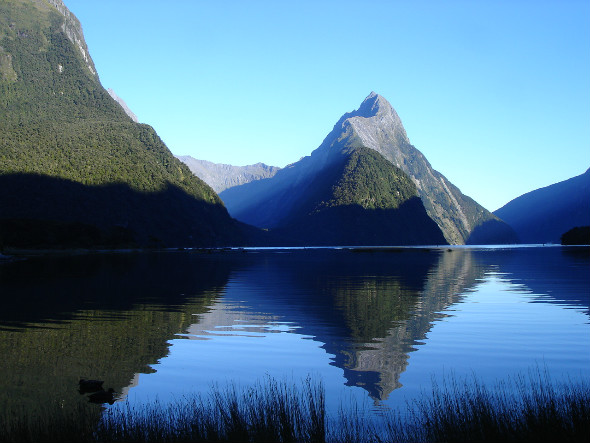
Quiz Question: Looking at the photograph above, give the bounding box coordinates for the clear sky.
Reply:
[64,0,589,212]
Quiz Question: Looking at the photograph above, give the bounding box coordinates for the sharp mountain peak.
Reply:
[317,92,410,162]
[339,92,398,121]
[355,91,393,118]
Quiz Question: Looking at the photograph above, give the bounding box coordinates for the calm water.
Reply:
[0,246,588,421]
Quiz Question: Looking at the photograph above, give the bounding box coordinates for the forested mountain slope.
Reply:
[271,147,447,246]
[0,0,244,248]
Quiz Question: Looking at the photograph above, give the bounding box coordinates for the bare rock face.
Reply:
[107,89,139,123]
[340,92,411,159]
[177,156,281,194]
[0,48,17,82]
[46,0,97,76]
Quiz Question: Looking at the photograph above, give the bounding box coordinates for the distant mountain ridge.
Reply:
[221,92,517,245]
[176,156,281,193]
[494,168,590,243]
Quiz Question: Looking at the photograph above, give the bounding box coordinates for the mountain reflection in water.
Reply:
[0,246,588,421]
[181,248,484,401]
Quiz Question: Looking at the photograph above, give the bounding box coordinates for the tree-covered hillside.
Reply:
[273,147,448,246]
[316,147,418,211]
[0,0,243,248]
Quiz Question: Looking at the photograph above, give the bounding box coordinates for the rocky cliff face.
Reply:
[46,0,97,76]
[0,0,96,80]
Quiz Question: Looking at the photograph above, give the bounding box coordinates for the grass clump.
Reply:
[0,371,588,442]
[95,376,325,443]
[0,402,99,443]
[385,369,590,443]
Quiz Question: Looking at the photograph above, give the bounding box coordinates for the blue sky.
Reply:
[65,0,589,212]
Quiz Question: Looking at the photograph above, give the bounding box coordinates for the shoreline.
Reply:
[1,243,583,261]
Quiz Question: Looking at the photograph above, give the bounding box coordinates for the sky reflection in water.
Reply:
[111,247,590,415]
[0,246,588,419]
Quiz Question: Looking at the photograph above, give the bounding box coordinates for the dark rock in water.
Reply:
[561,226,590,245]
[88,388,116,405]
[78,378,104,394]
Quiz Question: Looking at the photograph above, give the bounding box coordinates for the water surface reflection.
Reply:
[0,246,588,420]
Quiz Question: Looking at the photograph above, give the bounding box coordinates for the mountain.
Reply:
[494,168,590,244]
[0,0,244,248]
[176,156,281,193]
[272,146,447,245]
[221,92,517,245]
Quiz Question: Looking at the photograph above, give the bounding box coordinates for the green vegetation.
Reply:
[393,370,590,443]
[275,147,447,246]
[561,226,590,245]
[98,377,326,443]
[0,0,243,248]
[315,147,418,211]
[0,372,587,442]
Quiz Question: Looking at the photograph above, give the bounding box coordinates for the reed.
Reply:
[0,371,588,442]
[397,369,590,443]
[0,402,98,443]
[94,375,326,443]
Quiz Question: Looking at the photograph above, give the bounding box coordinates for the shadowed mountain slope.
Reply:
[494,167,590,244]
[272,147,447,246]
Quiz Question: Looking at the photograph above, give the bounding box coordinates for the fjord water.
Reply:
[0,246,588,422]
